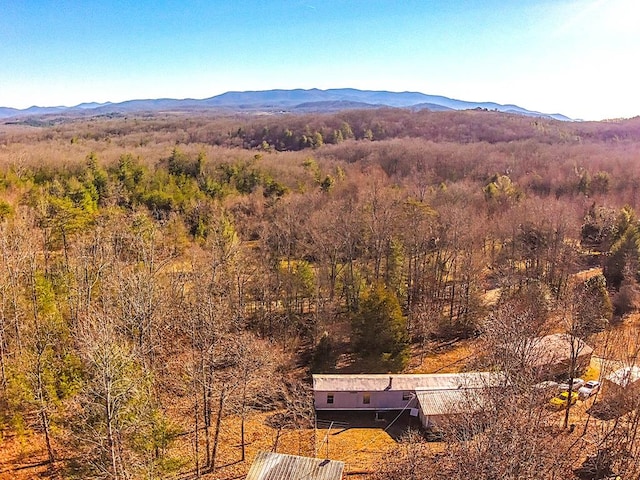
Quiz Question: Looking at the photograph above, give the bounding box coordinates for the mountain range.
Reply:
[0,88,572,121]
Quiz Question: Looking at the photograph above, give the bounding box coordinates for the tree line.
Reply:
[1,109,640,478]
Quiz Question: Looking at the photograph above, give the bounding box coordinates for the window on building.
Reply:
[327,394,334,404]
[402,391,412,401]
[363,393,371,404]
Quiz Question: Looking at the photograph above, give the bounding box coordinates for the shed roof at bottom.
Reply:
[246,451,345,480]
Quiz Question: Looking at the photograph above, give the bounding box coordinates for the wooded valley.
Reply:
[1,108,640,479]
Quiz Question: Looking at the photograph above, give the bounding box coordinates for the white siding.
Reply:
[314,390,417,410]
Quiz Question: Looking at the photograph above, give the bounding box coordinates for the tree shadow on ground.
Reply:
[315,410,422,442]
[587,400,630,421]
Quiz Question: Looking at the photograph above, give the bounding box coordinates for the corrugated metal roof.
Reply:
[313,372,503,392]
[511,333,594,366]
[415,388,485,416]
[246,451,344,480]
[606,366,640,387]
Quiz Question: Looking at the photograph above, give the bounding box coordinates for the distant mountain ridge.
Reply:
[0,88,571,121]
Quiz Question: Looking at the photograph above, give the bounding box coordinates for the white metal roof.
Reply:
[245,451,344,480]
[312,372,503,392]
[606,366,640,387]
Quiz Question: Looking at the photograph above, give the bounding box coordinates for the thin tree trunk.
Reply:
[203,362,211,469]
[193,380,200,479]
[273,428,282,453]
[0,313,7,391]
[211,385,226,472]
[564,339,579,429]
[106,393,119,480]
[241,380,247,462]
[40,408,54,464]
[563,380,573,429]
[36,354,55,465]
[192,335,201,479]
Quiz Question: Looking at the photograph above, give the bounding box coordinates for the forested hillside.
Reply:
[1,109,640,479]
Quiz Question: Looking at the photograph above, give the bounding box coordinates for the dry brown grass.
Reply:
[0,433,65,480]
[408,339,478,374]
[0,409,402,480]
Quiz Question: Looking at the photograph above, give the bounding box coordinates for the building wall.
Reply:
[603,379,640,402]
[314,390,416,410]
[534,351,593,379]
[418,411,449,429]
[603,380,624,399]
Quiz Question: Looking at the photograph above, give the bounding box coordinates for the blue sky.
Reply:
[1,0,638,120]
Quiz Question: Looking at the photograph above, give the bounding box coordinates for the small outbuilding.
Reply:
[505,333,594,379]
[415,387,487,428]
[603,366,640,405]
[245,451,344,480]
